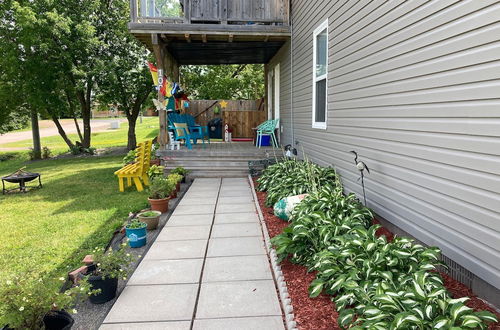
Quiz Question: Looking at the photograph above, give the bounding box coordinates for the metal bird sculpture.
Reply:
[350,150,370,205]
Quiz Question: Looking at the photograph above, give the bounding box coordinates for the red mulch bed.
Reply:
[252,178,500,330]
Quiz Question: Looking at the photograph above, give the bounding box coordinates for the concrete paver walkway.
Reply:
[100,178,284,330]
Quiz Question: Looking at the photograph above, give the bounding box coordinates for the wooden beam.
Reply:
[201,34,207,43]
[184,33,191,43]
[151,34,167,148]
[228,34,233,43]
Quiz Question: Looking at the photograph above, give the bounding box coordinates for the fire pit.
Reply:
[2,168,42,194]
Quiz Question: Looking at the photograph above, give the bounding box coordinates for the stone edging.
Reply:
[248,175,298,330]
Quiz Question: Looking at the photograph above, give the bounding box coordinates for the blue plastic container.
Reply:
[125,226,147,248]
[259,135,271,146]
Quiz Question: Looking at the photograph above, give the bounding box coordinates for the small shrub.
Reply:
[87,244,138,280]
[122,150,137,164]
[167,173,182,185]
[170,166,189,177]
[148,177,175,199]
[126,219,147,230]
[147,165,164,179]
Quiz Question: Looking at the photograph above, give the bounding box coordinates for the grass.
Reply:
[0,155,149,282]
[0,117,159,153]
[0,117,159,283]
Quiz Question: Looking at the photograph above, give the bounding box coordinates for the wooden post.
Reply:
[152,34,167,148]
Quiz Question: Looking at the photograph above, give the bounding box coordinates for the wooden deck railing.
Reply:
[130,0,289,26]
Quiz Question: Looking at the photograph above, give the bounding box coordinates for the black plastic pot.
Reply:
[88,275,118,304]
[181,176,186,183]
[43,310,74,330]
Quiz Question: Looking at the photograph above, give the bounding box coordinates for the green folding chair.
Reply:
[256,119,279,148]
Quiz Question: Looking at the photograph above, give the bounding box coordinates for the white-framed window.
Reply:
[312,19,328,129]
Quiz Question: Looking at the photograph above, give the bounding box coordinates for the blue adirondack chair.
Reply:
[168,113,209,149]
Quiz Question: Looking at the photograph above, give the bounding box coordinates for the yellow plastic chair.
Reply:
[114,140,152,192]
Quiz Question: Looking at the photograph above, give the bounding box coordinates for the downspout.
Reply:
[290,1,295,145]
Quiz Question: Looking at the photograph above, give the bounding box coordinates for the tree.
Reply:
[180,64,265,100]
[97,5,153,150]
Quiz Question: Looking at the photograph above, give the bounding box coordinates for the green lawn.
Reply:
[0,155,149,282]
[0,117,159,153]
[0,118,159,283]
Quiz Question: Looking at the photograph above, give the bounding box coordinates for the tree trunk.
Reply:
[127,119,137,150]
[50,114,75,149]
[30,109,41,159]
[76,78,93,148]
[66,89,84,142]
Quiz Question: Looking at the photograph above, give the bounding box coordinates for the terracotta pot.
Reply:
[138,211,161,230]
[150,159,160,166]
[148,197,170,213]
[176,182,181,192]
[170,190,177,199]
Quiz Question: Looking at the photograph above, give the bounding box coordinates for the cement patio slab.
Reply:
[196,280,282,319]
[156,225,211,241]
[144,240,207,260]
[217,196,254,204]
[128,259,203,285]
[214,212,259,224]
[202,255,272,282]
[216,203,256,214]
[177,196,218,206]
[211,223,261,238]
[103,284,198,323]
[166,214,214,227]
[207,237,265,257]
[173,204,216,215]
[193,317,284,330]
[100,321,191,330]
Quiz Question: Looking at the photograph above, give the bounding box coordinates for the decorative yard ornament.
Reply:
[219,100,228,109]
[349,150,370,206]
[152,99,166,111]
[284,144,297,158]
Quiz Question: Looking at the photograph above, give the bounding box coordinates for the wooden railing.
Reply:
[130,0,289,26]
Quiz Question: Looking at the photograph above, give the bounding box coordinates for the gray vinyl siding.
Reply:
[271,0,500,289]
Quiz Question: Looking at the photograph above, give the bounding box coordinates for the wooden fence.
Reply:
[186,99,266,138]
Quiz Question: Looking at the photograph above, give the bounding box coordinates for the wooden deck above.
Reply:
[129,0,290,64]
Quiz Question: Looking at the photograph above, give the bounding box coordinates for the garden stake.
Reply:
[349,150,370,206]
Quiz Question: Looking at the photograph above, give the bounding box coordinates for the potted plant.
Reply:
[86,245,137,304]
[137,210,161,230]
[125,220,147,248]
[0,274,91,330]
[148,177,175,213]
[150,143,161,166]
[147,165,164,179]
[170,166,189,183]
[122,150,137,165]
[167,173,183,196]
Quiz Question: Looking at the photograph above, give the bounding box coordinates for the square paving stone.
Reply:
[183,190,219,199]
[216,203,255,214]
[128,259,203,285]
[157,225,211,241]
[193,178,221,184]
[144,240,207,260]
[193,317,284,330]
[166,214,214,227]
[196,280,282,319]
[103,284,198,323]
[207,237,265,257]
[178,196,217,206]
[222,178,248,184]
[214,212,259,224]
[100,321,191,330]
[218,189,254,197]
[202,255,272,282]
[173,204,215,215]
[211,223,261,238]
[217,196,254,204]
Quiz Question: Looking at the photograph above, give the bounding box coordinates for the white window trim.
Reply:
[312,19,328,130]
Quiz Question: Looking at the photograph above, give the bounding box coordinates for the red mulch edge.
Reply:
[252,178,500,330]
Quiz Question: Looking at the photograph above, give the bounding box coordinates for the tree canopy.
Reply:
[180,64,264,100]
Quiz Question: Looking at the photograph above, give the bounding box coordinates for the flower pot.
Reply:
[176,182,181,192]
[88,275,119,304]
[125,226,147,248]
[150,159,160,166]
[181,176,186,183]
[148,197,170,213]
[138,211,161,230]
[170,190,177,199]
[43,310,74,330]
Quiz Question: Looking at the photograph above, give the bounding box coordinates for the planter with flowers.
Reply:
[147,177,174,213]
[150,143,161,166]
[137,210,161,230]
[0,274,91,330]
[125,220,147,248]
[167,173,183,198]
[86,245,137,304]
[147,165,164,180]
[170,167,189,183]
